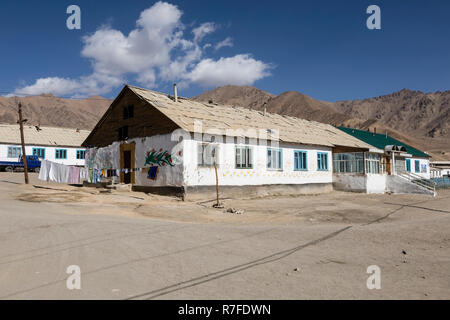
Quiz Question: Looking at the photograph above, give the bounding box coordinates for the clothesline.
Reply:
[38,159,155,184]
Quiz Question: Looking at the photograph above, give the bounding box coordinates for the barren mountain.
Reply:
[332,89,450,140]
[0,94,111,130]
[193,85,274,110]
[193,86,450,160]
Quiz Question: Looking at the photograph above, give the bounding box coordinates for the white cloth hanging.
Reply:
[38,159,51,181]
[49,162,70,184]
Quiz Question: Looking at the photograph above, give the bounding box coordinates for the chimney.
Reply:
[173,83,178,102]
[373,127,376,136]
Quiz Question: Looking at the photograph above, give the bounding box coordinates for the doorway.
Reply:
[386,157,391,175]
[120,143,135,184]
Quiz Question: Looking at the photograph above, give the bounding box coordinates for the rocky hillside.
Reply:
[0,94,111,130]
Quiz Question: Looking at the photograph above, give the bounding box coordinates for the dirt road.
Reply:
[0,173,449,299]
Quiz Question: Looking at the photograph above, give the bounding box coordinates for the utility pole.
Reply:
[212,148,223,208]
[17,103,29,184]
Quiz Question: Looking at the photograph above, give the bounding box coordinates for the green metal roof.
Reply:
[338,127,430,158]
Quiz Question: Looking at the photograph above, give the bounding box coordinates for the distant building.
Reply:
[338,127,431,179]
[430,161,450,178]
[0,124,90,167]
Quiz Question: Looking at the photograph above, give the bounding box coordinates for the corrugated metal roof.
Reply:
[126,85,372,149]
[338,126,430,158]
[0,124,90,147]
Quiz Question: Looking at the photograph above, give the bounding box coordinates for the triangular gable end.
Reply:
[82,85,182,148]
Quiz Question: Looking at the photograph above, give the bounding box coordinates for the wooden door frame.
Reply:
[386,156,391,175]
[120,142,136,184]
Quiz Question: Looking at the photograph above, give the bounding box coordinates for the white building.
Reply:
[0,124,90,168]
[431,161,450,178]
[332,127,435,195]
[82,85,372,199]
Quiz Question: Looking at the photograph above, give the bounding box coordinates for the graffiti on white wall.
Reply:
[145,148,175,180]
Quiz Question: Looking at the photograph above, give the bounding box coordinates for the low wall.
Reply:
[333,173,386,194]
[130,183,333,201]
[366,174,386,194]
[184,183,333,201]
[333,173,367,193]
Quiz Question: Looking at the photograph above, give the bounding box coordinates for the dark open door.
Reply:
[120,143,135,184]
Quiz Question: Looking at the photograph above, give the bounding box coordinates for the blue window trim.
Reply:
[76,149,86,160]
[7,146,22,158]
[414,160,420,173]
[55,149,67,160]
[32,147,46,159]
[294,150,308,171]
[406,159,411,172]
[317,152,329,171]
[267,147,283,170]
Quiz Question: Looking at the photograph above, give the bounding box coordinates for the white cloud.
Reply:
[11,2,271,97]
[192,22,216,43]
[13,74,122,97]
[214,37,233,50]
[186,54,272,87]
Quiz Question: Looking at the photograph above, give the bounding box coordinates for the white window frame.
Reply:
[197,143,219,167]
[267,148,283,170]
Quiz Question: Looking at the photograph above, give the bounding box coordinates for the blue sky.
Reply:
[1,0,449,101]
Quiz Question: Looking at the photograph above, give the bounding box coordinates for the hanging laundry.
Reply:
[38,159,51,182]
[49,162,70,184]
[68,166,81,184]
[80,168,89,181]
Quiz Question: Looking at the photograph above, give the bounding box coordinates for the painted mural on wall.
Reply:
[145,148,176,180]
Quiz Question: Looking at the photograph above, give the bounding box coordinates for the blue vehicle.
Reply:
[0,155,41,172]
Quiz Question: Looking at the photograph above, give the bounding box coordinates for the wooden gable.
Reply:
[83,87,180,147]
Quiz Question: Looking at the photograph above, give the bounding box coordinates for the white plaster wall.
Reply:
[366,174,387,194]
[333,174,367,192]
[134,135,183,187]
[183,139,332,187]
[85,134,184,187]
[333,173,386,194]
[0,143,85,166]
[407,158,430,179]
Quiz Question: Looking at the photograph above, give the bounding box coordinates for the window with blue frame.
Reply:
[294,151,308,171]
[267,148,283,170]
[406,159,411,172]
[7,146,22,158]
[76,150,86,160]
[415,160,420,173]
[32,148,45,159]
[317,152,329,171]
[55,149,67,159]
